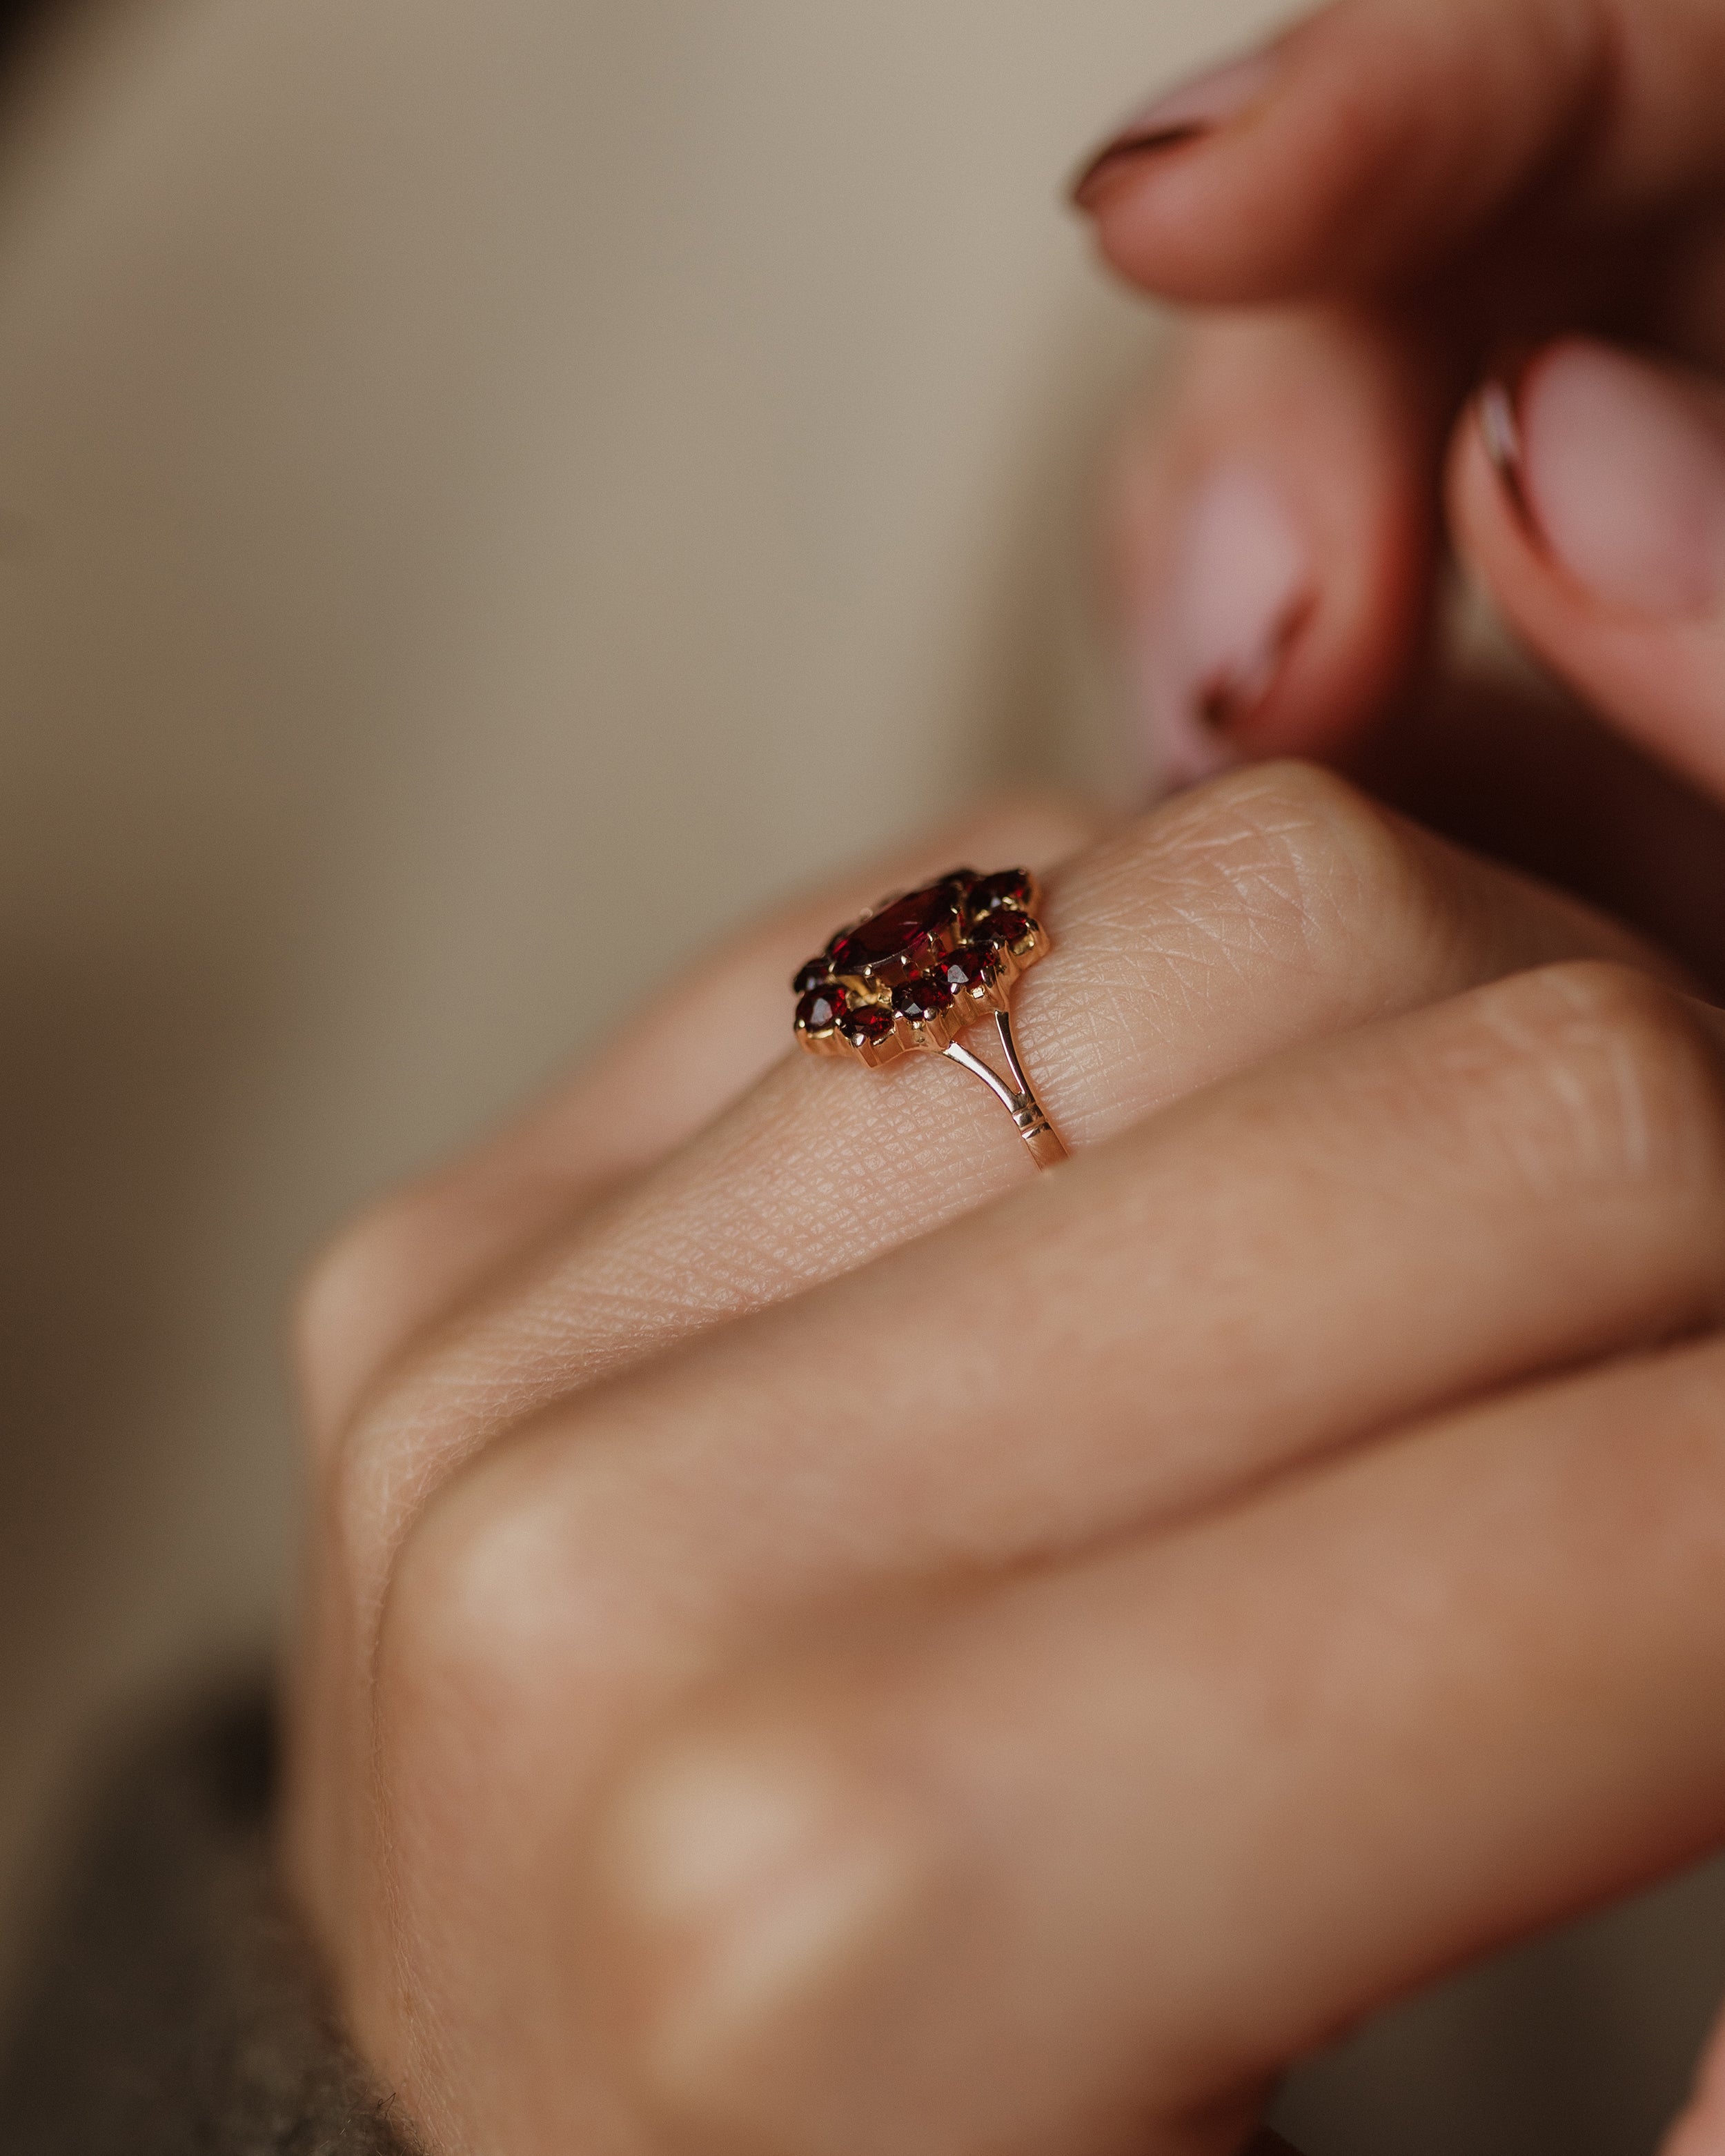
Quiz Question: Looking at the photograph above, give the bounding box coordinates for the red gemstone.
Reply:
[940,943,994,992]
[796,985,847,1033]
[984,909,1035,951]
[793,958,835,995]
[892,974,954,1024]
[842,1006,894,1046]
[969,869,1033,917]
[828,880,963,982]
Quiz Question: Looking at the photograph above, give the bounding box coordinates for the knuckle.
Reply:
[378,1451,567,1736]
[292,1180,448,1443]
[291,1198,410,1389]
[1459,962,1725,1191]
[373,1441,649,1883]
[361,1458,594,2115]
[1146,760,1431,969]
[589,1714,889,2079]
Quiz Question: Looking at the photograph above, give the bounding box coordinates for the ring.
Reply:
[791,867,1067,1170]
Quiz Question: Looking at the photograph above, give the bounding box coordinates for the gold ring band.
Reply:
[792,865,1067,1171]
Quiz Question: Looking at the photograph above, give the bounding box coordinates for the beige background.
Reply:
[1,3,1722,2148]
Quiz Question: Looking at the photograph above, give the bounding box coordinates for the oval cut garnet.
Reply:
[792,958,835,996]
[969,869,1033,917]
[891,974,954,1025]
[841,1006,894,1047]
[940,943,994,992]
[828,880,962,981]
[984,909,1035,952]
[796,985,847,1033]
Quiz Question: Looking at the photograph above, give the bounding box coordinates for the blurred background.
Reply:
[1,3,1723,2150]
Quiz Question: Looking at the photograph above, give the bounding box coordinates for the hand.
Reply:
[1073,0,1725,991]
[285,764,1715,2155]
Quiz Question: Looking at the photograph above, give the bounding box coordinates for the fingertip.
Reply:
[1453,340,1725,613]
[1069,48,1283,221]
[1072,32,1319,305]
[1113,457,1315,791]
[1447,340,1725,799]
[1068,7,1406,304]
[1069,0,1613,308]
[1105,319,1440,795]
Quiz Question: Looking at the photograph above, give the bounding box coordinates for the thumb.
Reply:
[1449,337,1725,800]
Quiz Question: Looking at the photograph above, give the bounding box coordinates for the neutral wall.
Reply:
[1,3,1722,2149]
[0,0,1199,1890]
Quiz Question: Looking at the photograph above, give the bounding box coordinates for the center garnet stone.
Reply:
[828,881,961,984]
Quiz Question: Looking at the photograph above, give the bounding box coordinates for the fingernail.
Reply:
[1134,464,1313,793]
[1071,49,1279,210]
[591,1739,921,2124]
[1483,339,1725,618]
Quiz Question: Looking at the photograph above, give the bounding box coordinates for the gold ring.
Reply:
[792,867,1067,1170]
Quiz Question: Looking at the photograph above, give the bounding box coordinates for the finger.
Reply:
[369,962,1725,2146]
[1076,0,1725,832]
[301,777,1674,1974]
[579,1329,1725,2156]
[329,773,1673,1604]
[1449,336,1725,801]
[307,780,1674,1910]
[293,793,1101,1447]
[1070,0,1725,307]
[1105,310,1444,787]
[1359,669,1725,997]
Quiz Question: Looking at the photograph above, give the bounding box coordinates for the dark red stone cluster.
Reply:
[792,866,1044,1057]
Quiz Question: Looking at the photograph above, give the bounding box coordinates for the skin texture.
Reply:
[1067,0,1725,2144]
[288,760,1717,2156]
[284,1,1725,2150]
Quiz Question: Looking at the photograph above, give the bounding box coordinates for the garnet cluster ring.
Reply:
[791,867,1067,1171]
